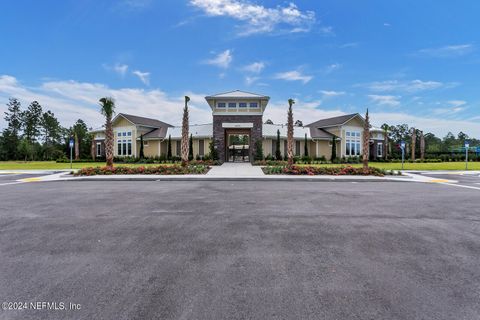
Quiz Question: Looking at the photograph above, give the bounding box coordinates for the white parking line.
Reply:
[0,181,24,186]
[438,182,480,191]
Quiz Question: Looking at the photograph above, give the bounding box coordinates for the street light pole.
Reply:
[400,141,405,170]
[465,141,469,170]
[69,137,74,169]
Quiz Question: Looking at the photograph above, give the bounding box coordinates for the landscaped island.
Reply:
[262,165,392,176]
[74,164,210,176]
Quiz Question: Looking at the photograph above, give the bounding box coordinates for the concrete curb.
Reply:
[55,174,411,183]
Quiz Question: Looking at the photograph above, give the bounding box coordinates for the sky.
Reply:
[0,0,479,137]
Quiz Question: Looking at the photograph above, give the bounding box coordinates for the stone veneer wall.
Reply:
[213,115,263,163]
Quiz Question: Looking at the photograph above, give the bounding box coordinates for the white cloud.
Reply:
[190,0,317,36]
[132,70,150,85]
[368,95,401,107]
[205,49,233,68]
[325,63,341,74]
[432,100,467,115]
[114,64,129,76]
[0,75,211,130]
[274,70,313,84]
[418,44,474,58]
[363,79,445,93]
[263,99,344,125]
[245,76,259,86]
[371,112,480,138]
[383,23,391,27]
[320,90,345,98]
[243,62,265,74]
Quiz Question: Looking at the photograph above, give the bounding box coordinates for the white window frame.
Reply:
[143,140,149,147]
[96,142,102,157]
[377,142,383,157]
[228,102,236,108]
[217,102,226,108]
[345,131,361,156]
[249,102,259,108]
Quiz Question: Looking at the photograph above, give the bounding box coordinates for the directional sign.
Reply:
[69,138,74,148]
[465,140,470,149]
[400,141,405,149]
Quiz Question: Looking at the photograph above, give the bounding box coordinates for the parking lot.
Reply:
[0,180,479,319]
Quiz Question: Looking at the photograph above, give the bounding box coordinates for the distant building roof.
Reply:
[118,113,173,128]
[263,124,315,140]
[164,124,213,139]
[205,90,270,100]
[306,113,362,128]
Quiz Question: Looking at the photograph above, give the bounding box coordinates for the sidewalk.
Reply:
[206,163,264,177]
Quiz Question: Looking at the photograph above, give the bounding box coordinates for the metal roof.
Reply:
[165,124,213,139]
[306,113,362,128]
[205,90,269,99]
[117,113,173,128]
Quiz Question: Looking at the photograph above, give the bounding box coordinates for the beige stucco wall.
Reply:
[112,116,137,157]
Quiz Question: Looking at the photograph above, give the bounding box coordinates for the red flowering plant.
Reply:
[74,165,210,176]
[263,165,386,176]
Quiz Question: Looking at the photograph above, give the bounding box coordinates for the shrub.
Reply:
[262,165,386,176]
[74,164,210,176]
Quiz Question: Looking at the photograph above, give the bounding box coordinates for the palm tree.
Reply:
[420,130,425,161]
[362,109,370,170]
[382,124,389,161]
[304,133,308,157]
[99,97,115,167]
[181,96,190,167]
[275,129,281,160]
[411,127,416,161]
[167,134,172,161]
[287,99,295,168]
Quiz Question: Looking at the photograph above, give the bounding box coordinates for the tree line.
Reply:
[381,123,479,159]
[0,98,92,161]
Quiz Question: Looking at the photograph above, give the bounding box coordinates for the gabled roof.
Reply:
[309,127,337,140]
[116,113,173,128]
[142,127,170,140]
[205,90,269,99]
[263,124,312,139]
[306,113,363,128]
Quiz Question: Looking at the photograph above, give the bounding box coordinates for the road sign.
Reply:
[69,138,74,148]
[400,141,405,149]
[465,140,470,149]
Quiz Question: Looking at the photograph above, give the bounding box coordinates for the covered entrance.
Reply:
[225,130,250,162]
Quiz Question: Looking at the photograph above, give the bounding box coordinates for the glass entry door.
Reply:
[227,133,250,162]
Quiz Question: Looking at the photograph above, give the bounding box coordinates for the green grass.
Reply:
[298,162,480,171]
[0,161,173,170]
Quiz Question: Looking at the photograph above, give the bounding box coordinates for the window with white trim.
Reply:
[217,102,226,108]
[228,102,236,108]
[96,143,102,157]
[377,142,383,157]
[143,140,149,147]
[117,139,132,156]
[239,102,247,108]
[345,131,361,156]
[249,102,258,108]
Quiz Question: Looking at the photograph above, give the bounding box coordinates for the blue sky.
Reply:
[1,0,479,136]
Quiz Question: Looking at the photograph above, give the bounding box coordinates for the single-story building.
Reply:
[91,90,386,162]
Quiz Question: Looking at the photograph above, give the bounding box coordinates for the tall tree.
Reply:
[420,130,425,161]
[330,135,336,161]
[2,98,23,159]
[22,101,43,144]
[362,109,370,170]
[304,133,308,157]
[72,119,89,160]
[411,127,416,161]
[181,96,190,166]
[275,129,281,160]
[189,133,194,161]
[287,99,295,168]
[381,123,389,160]
[167,134,172,160]
[99,97,115,167]
[139,134,145,159]
[41,110,62,145]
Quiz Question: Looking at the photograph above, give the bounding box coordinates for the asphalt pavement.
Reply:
[0,180,479,320]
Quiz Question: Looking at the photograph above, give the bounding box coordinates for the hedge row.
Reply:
[74,165,210,176]
[262,165,389,177]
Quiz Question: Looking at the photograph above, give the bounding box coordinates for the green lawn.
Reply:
[298,162,480,171]
[0,161,173,170]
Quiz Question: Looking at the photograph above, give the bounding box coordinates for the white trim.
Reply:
[222,123,254,128]
[213,112,263,116]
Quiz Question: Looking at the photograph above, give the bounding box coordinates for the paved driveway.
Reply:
[0,181,479,319]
